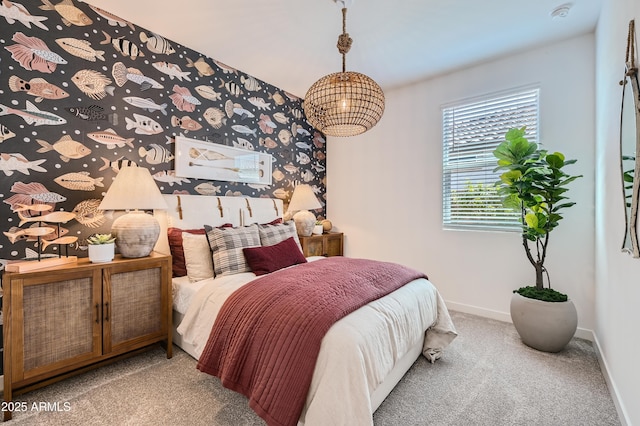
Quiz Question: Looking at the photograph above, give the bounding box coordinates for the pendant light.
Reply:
[303,0,385,137]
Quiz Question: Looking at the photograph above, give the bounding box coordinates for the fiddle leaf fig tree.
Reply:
[493,127,582,301]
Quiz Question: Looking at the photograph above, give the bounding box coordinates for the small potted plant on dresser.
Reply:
[313,221,324,235]
[87,233,116,263]
[493,127,582,352]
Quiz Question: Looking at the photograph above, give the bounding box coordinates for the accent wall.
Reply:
[0,0,325,263]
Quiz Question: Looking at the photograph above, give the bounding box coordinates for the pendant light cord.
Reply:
[337,7,352,73]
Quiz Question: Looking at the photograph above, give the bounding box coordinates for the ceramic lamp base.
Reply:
[293,210,316,236]
[111,211,160,258]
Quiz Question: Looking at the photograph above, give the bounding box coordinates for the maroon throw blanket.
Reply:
[196,257,427,426]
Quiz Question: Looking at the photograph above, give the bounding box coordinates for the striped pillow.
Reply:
[258,221,301,250]
[205,224,261,276]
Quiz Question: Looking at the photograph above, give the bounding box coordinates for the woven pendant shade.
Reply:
[304,71,385,137]
[303,3,385,137]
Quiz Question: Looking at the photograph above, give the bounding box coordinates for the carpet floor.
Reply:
[8,311,620,425]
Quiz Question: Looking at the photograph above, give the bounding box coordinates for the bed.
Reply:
[154,194,457,426]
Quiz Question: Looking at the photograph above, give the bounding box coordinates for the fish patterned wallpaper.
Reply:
[0,0,326,263]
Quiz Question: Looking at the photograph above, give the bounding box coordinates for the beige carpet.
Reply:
[8,311,620,425]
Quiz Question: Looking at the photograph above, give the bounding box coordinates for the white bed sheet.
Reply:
[171,275,209,314]
[176,257,456,426]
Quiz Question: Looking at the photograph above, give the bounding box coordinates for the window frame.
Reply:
[441,85,540,232]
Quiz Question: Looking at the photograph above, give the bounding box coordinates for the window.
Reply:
[442,87,539,231]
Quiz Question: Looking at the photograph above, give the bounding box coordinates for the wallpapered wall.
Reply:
[0,0,326,263]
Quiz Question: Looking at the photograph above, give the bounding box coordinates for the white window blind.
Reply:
[442,87,539,231]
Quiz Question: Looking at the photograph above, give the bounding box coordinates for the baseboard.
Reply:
[445,300,594,341]
[592,334,631,426]
[446,301,511,323]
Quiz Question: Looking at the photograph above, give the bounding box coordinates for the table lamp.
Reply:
[98,166,167,258]
[287,184,322,236]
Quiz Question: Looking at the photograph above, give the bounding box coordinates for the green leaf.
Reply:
[559,175,581,186]
[503,194,522,210]
[525,213,538,229]
[493,142,516,162]
[505,127,526,142]
[552,202,576,211]
[546,153,565,169]
[500,170,522,184]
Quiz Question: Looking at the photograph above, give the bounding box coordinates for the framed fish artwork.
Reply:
[174,136,273,185]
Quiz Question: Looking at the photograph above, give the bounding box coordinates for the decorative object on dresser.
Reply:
[493,127,582,352]
[299,232,343,257]
[98,166,168,258]
[3,203,78,273]
[304,0,385,137]
[86,233,116,263]
[287,184,322,236]
[1,252,173,421]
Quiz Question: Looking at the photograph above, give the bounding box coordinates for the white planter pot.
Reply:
[510,292,577,353]
[312,224,324,235]
[88,243,115,263]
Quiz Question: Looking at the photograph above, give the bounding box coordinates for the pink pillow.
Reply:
[243,237,307,276]
[168,228,206,277]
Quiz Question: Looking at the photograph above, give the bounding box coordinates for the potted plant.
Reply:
[87,233,116,263]
[313,221,324,235]
[493,127,582,352]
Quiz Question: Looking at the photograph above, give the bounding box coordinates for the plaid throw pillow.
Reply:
[258,221,301,250]
[205,224,261,276]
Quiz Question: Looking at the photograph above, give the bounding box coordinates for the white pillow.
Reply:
[182,232,214,282]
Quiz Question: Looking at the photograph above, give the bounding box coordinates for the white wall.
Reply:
[327,34,596,333]
[595,1,640,424]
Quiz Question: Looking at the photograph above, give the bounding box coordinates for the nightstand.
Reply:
[1,252,172,420]
[299,232,343,257]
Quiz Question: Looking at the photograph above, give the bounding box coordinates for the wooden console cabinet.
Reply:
[299,232,343,257]
[1,252,172,421]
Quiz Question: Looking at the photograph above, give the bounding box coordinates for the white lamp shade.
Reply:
[288,184,322,237]
[98,166,167,258]
[287,184,321,213]
[98,166,167,211]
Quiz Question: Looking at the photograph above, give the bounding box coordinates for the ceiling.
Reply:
[82,0,603,98]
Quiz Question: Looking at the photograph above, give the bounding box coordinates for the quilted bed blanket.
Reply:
[196,257,427,426]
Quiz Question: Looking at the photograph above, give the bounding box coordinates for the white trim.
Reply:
[445,300,594,341]
[592,334,631,426]
[446,300,511,323]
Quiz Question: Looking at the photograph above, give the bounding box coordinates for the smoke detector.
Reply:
[550,3,573,20]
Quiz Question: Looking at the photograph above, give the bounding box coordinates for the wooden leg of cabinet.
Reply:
[3,386,13,421]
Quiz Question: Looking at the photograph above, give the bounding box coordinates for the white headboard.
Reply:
[154,194,284,255]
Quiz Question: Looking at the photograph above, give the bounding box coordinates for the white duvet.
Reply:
[177,257,457,426]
